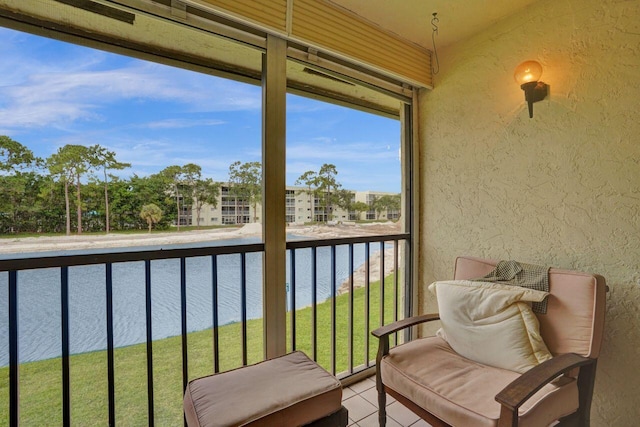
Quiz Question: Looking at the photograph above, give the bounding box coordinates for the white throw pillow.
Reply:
[428,280,552,373]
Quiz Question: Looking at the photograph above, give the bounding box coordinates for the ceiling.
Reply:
[328,0,541,50]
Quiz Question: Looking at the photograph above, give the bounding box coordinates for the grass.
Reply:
[0,275,401,426]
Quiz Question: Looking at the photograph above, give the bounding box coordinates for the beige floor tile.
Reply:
[409,419,433,427]
[359,387,380,406]
[360,387,396,407]
[342,394,377,422]
[357,412,402,427]
[349,377,376,394]
[342,386,356,400]
[385,401,420,426]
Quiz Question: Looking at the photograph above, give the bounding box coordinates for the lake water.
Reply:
[0,237,382,365]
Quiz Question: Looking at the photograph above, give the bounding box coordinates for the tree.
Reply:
[0,172,47,233]
[122,174,172,230]
[0,135,38,172]
[159,165,184,230]
[180,163,202,227]
[140,203,163,233]
[295,170,318,222]
[334,189,355,211]
[351,201,371,220]
[0,136,41,233]
[47,145,92,235]
[89,145,130,234]
[228,161,262,223]
[160,164,202,230]
[295,165,341,223]
[371,194,401,219]
[192,178,220,228]
[36,177,67,234]
[315,164,341,222]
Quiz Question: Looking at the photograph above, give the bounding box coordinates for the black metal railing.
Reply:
[1,232,409,426]
[286,233,409,378]
[1,243,263,427]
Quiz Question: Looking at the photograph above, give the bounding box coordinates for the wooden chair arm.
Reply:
[495,353,595,426]
[372,312,441,423]
[371,313,440,339]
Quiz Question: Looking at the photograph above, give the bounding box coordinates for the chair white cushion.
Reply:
[428,280,552,373]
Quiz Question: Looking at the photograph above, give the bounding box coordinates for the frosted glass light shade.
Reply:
[514,61,543,85]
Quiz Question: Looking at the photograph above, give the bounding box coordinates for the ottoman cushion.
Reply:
[184,351,343,426]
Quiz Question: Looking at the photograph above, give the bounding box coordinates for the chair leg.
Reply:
[376,370,387,426]
[375,333,390,426]
[377,386,387,426]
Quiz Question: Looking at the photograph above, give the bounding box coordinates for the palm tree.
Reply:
[140,203,163,233]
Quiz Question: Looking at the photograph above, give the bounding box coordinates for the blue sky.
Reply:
[0,27,401,192]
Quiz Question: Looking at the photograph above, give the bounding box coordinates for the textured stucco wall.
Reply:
[418,0,640,425]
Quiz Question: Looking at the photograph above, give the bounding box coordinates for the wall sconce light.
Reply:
[514,60,548,118]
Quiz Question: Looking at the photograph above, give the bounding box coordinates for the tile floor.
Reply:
[342,376,432,427]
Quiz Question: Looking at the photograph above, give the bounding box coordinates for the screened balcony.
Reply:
[0,5,420,420]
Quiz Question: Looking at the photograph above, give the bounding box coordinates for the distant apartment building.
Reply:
[193,184,399,226]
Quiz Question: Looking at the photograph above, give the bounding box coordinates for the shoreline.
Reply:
[337,247,396,294]
[0,222,401,255]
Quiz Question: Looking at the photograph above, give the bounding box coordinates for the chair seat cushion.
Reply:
[380,337,578,427]
[184,351,343,426]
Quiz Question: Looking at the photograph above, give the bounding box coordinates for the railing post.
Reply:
[106,263,116,426]
[379,241,385,327]
[241,253,248,366]
[348,244,354,374]
[61,267,70,427]
[211,255,220,374]
[144,260,155,426]
[180,258,188,391]
[289,249,297,351]
[365,242,371,366]
[331,245,336,375]
[9,270,19,427]
[312,247,318,361]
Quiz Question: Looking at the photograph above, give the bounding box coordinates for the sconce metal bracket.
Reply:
[521,81,548,118]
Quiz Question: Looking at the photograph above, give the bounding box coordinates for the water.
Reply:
[0,237,384,365]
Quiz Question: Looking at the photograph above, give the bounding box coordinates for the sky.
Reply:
[0,27,401,193]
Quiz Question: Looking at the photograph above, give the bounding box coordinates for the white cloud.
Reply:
[145,118,226,129]
[285,141,401,192]
[310,136,336,144]
[287,141,399,162]
[0,37,261,131]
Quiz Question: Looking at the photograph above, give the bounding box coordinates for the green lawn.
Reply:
[0,275,402,426]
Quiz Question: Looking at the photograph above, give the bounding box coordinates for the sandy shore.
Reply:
[0,222,401,254]
[337,247,397,294]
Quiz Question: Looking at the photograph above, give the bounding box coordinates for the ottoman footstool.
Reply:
[184,351,348,426]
